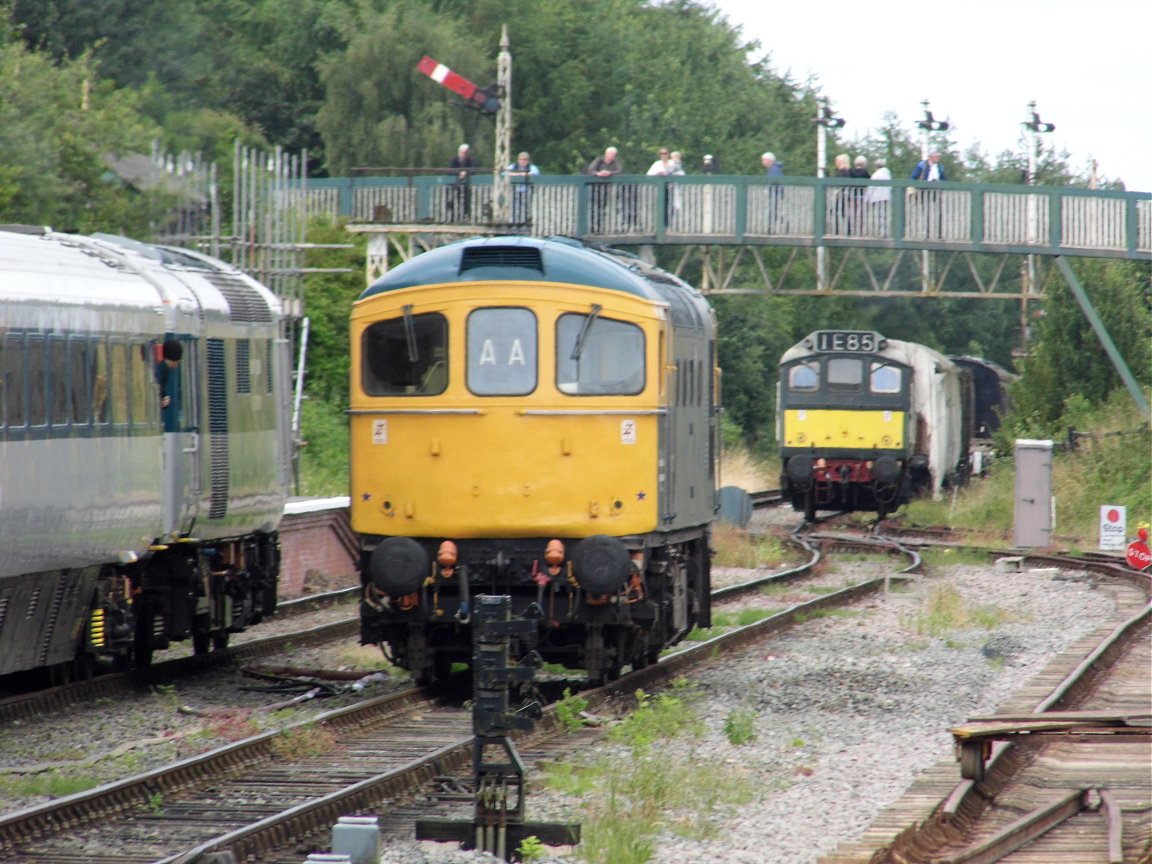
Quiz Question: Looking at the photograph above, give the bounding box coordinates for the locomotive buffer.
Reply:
[416,595,580,860]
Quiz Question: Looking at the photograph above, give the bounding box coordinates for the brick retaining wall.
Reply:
[278,497,358,598]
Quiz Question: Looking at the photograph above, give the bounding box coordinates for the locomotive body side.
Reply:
[0,228,290,679]
[351,237,716,684]
[778,330,969,519]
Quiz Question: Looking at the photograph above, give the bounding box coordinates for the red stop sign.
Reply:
[1126,540,1152,571]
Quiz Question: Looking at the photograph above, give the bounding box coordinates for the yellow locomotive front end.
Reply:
[349,283,664,539]
[349,237,717,685]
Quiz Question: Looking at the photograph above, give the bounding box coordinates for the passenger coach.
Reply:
[0,227,292,680]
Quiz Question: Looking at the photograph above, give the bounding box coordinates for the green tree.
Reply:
[0,41,170,232]
[1008,257,1151,432]
[315,1,491,173]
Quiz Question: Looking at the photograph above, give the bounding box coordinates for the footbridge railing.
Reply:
[297,174,1150,261]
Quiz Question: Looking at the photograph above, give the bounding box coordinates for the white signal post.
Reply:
[1022,101,1056,339]
[915,99,950,291]
[813,99,844,291]
[493,26,512,225]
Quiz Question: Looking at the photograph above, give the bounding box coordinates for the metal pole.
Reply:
[919,100,931,291]
[816,108,827,291]
[1022,101,1055,352]
[813,98,842,291]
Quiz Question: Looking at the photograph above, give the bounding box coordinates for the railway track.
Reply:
[0,537,905,863]
[6,512,1146,863]
[822,553,1151,864]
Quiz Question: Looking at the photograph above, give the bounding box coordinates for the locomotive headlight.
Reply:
[368,537,429,596]
[571,535,631,595]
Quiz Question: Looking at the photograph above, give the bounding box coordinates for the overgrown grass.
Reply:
[543,681,756,862]
[719,441,777,492]
[0,772,100,801]
[712,524,787,568]
[906,391,1151,546]
[904,583,1015,637]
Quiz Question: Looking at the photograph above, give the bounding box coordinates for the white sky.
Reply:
[711,0,1151,192]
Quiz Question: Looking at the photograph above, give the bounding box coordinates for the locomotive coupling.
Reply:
[368,537,429,596]
[571,535,631,595]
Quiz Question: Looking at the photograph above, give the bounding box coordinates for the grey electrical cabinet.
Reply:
[1014,439,1054,548]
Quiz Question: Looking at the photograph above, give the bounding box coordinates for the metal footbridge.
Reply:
[296,173,1152,291]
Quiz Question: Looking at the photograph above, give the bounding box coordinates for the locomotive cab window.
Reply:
[362,312,448,396]
[787,362,820,392]
[556,312,644,395]
[467,307,537,396]
[870,363,902,394]
[826,357,864,393]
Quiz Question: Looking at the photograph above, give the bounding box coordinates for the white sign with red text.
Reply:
[1099,505,1127,551]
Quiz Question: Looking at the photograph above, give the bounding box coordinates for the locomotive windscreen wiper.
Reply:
[570,303,602,361]
[402,304,418,363]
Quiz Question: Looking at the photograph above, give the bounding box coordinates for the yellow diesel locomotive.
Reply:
[777,330,971,520]
[349,236,717,684]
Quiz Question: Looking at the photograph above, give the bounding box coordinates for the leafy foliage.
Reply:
[4,0,1148,471]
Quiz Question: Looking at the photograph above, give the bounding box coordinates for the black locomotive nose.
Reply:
[368,537,429,596]
[571,535,631,595]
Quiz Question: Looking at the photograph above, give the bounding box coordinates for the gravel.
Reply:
[0,550,1121,864]
[371,561,1118,864]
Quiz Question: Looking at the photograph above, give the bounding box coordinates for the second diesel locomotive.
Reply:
[350,236,717,685]
[0,227,292,681]
[777,330,972,520]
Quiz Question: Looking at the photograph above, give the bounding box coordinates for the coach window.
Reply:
[362,312,448,396]
[109,340,129,426]
[468,308,536,396]
[1,334,26,428]
[870,363,902,394]
[556,312,644,395]
[788,362,819,392]
[68,338,90,425]
[92,340,110,424]
[827,357,864,393]
[50,337,71,427]
[27,335,47,427]
[129,341,154,428]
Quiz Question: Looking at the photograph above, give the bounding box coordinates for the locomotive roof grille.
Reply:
[459,246,543,273]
